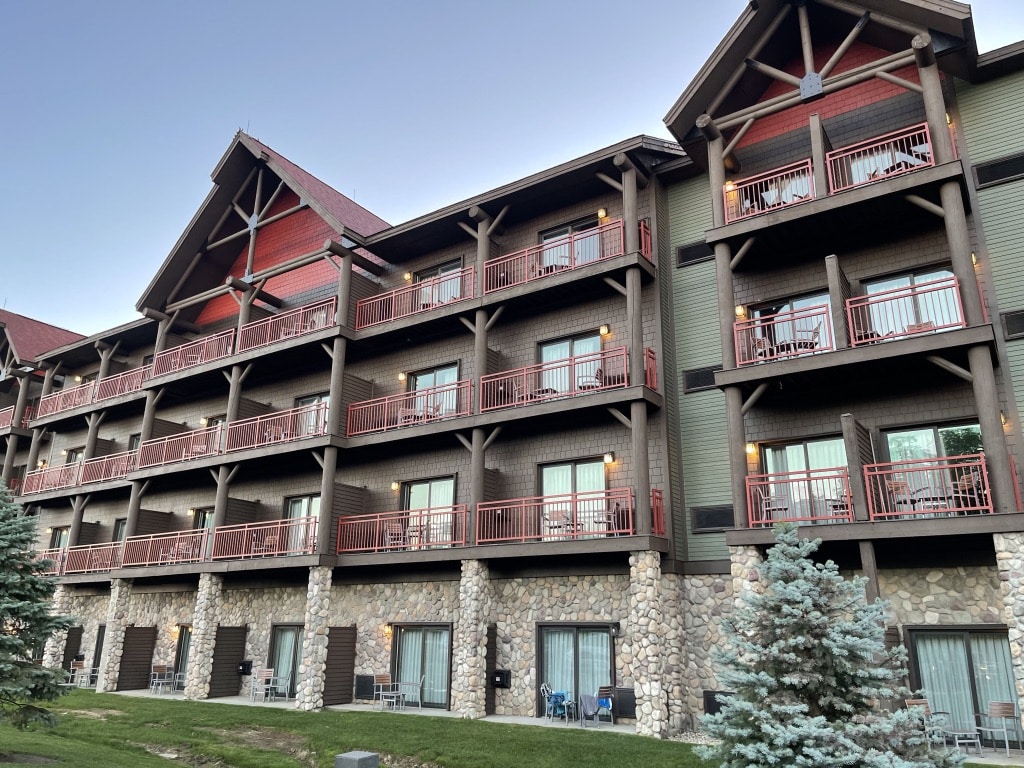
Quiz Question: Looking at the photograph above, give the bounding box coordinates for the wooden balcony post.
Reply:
[808,113,831,198]
[326,337,346,436]
[316,446,338,555]
[125,480,143,538]
[2,369,33,480]
[212,466,232,529]
[631,401,652,535]
[68,495,87,547]
[859,541,880,603]
[825,256,850,349]
[912,35,955,166]
[337,252,353,328]
[841,413,870,522]
[469,427,485,545]
[968,346,1017,513]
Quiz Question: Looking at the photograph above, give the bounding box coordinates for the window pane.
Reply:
[887,428,938,461]
[916,633,975,730]
[938,425,982,457]
[423,628,450,706]
[541,465,572,496]
[542,628,576,697]
[270,626,300,699]
[578,629,611,697]
[575,461,605,493]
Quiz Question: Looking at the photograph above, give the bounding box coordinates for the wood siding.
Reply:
[117,626,157,691]
[61,626,83,671]
[208,626,247,698]
[323,626,356,706]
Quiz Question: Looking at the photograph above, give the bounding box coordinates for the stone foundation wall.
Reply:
[994,533,1024,700]
[878,565,1002,626]
[328,579,460,682]
[678,572,735,732]
[125,589,197,667]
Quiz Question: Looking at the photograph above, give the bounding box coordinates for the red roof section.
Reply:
[244,135,390,238]
[0,308,84,363]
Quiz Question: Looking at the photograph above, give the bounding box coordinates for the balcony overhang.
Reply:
[716,324,995,398]
[706,160,967,271]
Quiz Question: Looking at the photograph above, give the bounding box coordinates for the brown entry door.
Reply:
[117,626,157,690]
[208,626,247,698]
[323,626,356,705]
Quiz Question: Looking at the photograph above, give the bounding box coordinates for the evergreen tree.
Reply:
[699,523,963,768]
[0,478,72,727]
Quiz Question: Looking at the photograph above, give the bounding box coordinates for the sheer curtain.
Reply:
[423,628,450,706]
[577,629,611,697]
[542,629,575,697]
[971,634,1021,741]
[271,626,300,698]
[916,633,975,729]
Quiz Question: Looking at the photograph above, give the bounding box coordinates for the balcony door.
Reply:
[541,459,606,536]
[409,364,458,418]
[405,477,454,548]
[753,292,829,351]
[415,259,462,305]
[863,268,957,336]
[173,625,192,691]
[540,217,599,268]
[539,333,601,394]
[762,437,847,521]
[539,625,613,705]
[269,624,301,699]
[284,495,320,553]
[394,625,450,708]
[885,423,982,504]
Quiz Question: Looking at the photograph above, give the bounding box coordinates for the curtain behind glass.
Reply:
[423,628,450,706]
[916,633,974,729]
[271,626,300,698]
[543,628,575,697]
[577,629,611,698]
[174,626,192,687]
[971,634,1021,741]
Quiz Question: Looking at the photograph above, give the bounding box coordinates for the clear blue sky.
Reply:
[1,1,1022,336]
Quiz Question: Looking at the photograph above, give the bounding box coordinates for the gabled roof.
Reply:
[0,308,84,366]
[663,0,978,149]
[137,132,389,319]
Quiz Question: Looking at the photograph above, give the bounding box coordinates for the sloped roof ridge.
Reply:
[0,308,85,364]
[240,133,390,238]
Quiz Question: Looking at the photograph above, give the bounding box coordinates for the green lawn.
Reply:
[0,690,709,768]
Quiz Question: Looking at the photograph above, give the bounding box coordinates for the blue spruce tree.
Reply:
[0,479,72,727]
[699,523,963,767]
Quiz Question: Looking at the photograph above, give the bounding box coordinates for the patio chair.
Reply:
[384,521,407,549]
[977,701,1017,756]
[544,506,577,538]
[374,673,399,705]
[250,668,275,702]
[150,664,175,694]
[596,685,615,725]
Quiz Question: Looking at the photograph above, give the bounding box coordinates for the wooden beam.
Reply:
[481,426,502,452]
[224,276,284,308]
[708,4,792,115]
[607,407,632,429]
[484,305,504,332]
[744,58,802,89]
[742,382,770,415]
[613,154,649,189]
[455,433,473,452]
[904,194,945,218]
[486,206,509,237]
[875,70,922,94]
[814,0,925,37]
[323,239,385,276]
[458,221,478,239]
[723,117,756,158]
[458,317,476,334]
[729,237,756,271]
[820,12,869,79]
[596,172,623,193]
[797,1,815,76]
[603,276,627,297]
[925,354,973,382]
[258,179,285,221]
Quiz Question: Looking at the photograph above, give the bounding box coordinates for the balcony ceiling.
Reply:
[664,0,977,161]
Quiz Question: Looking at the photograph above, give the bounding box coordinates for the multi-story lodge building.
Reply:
[3,0,1024,740]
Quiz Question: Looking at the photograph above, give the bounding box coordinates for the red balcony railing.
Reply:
[0,405,35,429]
[479,347,629,412]
[138,425,223,469]
[37,381,95,418]
[94,365,153,401]
[355,267,475,330]
[8,477,23,495]
[746,467,853,527]
[651,488,665,536]
[80,450,137,485]
[827,122,934,194]
[735,304,832,365]
[22,463,82,495]
[64,542,123,574]
[122,528,210,567]
[483,220,630,294]
[236,298,337,353]
[210,516,317,560]
[346,380,472,437]
[36,548,66,575]
[864,453,991,520]
[152,330,235,377]
[477,487,634,544]
[723,159,814,224]
[225,402,329,452]
[336,505,468,553]
[846,275,964,346]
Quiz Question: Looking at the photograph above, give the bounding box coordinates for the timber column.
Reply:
[185,572,223,700]
[450,559,491,718]
[628,550,667,737]
[2,368,33,480]
[26,365,59,473]
[41,584,71,669]
[699,114,747,527]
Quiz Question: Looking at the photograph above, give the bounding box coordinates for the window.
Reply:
[284,495,319,553]
[884,423,983,508]
[173,625,192,691]
[752,292,829,351]
[975,152,1024,188]
[538,625,614,706]
[540,459,607,536]
[415,259,463,305]
[49,526,69,549]
[112,518,127,542]
[540,217,600,268]
[127,433,142,452]
[393,624,451,708]
[296,392,329,408]
[295,392,329,434]
[64,447,84,464]
[538,332,602,393]
[682,365,722,393]
[407,363,459,417]
[909,628,1020,738]
[759,437,848,522]
[862,268,958,336]
[403,476,455,548]
[886,423,981,463]
[676,241,714,268]
[201,414,225,428]
[191,507,215,530]
[691,505,734,531]
[268,624,302,700]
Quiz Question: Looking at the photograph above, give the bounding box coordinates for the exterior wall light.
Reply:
[382,624,393,640]
[735,305,746,318]
[187,508,195,516]
[725,180,736,192]
[745,442,757,455]
[199,417,209,427]
[972,252,978,267]
[397,372,407,382]
[390,481,401,491]
[603,452,615,464]
[597,208,608,220]
[599,324,611,336]
[402,272,413,282]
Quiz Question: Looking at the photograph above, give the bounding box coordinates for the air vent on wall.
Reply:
[976,153,1024,188]
[683,365,722,392]
[692,505,734,531]
[1003,310,1024,339]
[676,241,714,267]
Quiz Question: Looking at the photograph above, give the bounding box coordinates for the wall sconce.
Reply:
[599,324,611,337]
[402,272,413,282]
[45,527,53,534]
[603,452,615,465]
[60,449,67,456]
[382,624,393,640]
[37,460,47,469]
[971,252,978,267]
[199,417,209,427]
[390,481,400,491]
[724,180,736,192]
[597,208,608,220]
[735,305,746,318]
[609,622,621,637]
[187,508,195,517]
[1001,412,1008,427]
[397,372,407,382]
[745,442,757,455]
[73,375,82,383]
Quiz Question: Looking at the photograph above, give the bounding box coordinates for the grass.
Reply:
[0,689,710,768]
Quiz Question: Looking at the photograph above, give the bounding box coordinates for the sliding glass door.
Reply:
[394,625,450,708]
[539,625,613,705]
[269,624,302,699]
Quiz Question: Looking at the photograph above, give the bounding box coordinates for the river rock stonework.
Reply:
[296,566,333,711]
[993,533,1024,699]
[450,559,491,718]
[98,578,133,691]
[679,572,734,731]
[628,550,667,737]
[878,565,1002,626]
[186,573,222,700]
[730,545,763,604]
[42,585,71,669]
